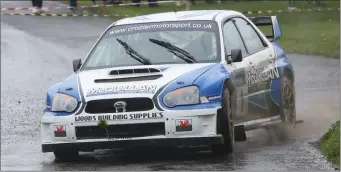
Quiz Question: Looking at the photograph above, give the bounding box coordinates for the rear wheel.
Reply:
[211,87,234,155]
[53,149,79,162]
[280,75,296,128]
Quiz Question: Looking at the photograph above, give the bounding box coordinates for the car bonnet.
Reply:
[78,63,216,102]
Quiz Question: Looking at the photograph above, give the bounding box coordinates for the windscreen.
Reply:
[82,20,220,70]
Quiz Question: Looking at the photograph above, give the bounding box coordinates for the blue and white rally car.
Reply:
[41,10,296,160]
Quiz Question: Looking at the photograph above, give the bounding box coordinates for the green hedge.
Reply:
[321,120,340,168]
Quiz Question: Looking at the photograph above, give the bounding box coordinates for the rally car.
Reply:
[41,10,296,160]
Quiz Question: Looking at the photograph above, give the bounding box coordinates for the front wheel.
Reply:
[280,75,296,128]
[211,87,234,155]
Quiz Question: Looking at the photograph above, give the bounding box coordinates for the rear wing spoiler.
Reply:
[248,16,282,42]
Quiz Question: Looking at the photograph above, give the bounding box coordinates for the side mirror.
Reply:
[231,49,242,63]
[73,59,82,72]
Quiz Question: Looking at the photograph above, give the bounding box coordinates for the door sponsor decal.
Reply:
[245,60,279,86]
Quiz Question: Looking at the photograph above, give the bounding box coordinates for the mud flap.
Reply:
[234,118,304,142]
[234,125,247,142]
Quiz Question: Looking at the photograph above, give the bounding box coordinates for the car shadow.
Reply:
[50,126,297,170]
[53,147,249,171]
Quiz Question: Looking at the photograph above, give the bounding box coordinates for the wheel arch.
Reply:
[216,78,236,134]
[223,78,236,96]
[282,67,294,82]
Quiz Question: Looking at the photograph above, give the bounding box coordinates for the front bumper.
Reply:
[42,136,223,152]
[41,108,221,152]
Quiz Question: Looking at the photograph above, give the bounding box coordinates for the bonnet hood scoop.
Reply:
[95,67,163,83]
[108,68,161,75]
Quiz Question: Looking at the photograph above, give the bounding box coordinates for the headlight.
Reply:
[163,86,199,107]
[51,93,78,112]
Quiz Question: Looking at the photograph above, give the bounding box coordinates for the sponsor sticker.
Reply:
[54,125,67,137]
[86,84,158,97]
[200,96,209,103]
[107,22,216,36]
[159,67,169,72]
[207,55,217,60]
[110,137,133,140]
[207,95,221,101]
[175,119,192,132]
[75,112,164,122]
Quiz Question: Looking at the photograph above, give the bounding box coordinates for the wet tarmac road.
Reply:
[1,1,340,171]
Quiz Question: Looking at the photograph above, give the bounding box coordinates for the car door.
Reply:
[233,17,278,119]
[221,18,250,123]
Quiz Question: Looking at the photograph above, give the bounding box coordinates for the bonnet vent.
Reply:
[109,68,160,75]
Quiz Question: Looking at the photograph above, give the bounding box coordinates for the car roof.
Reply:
[112,10,242,26]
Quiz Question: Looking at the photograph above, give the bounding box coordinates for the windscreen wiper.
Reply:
[116,38,152,65]
[149,38,197,63]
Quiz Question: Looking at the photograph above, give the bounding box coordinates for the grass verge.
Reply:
[75,0,340,58]
[320,120,340,168]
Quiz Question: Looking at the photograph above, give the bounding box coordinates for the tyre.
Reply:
[211,87,235,155]
[280,75,296,128]
[53,149,79,162]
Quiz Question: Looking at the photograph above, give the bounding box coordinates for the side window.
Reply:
[233,18,265,54]
[222,20,247,57]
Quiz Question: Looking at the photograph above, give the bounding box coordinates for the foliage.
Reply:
[78,0,340,58]
[321,120,340,167]
[98,119,110,139]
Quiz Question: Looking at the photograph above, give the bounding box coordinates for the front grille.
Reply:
[85,98,154,114]
[75,122,165,140]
